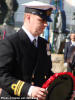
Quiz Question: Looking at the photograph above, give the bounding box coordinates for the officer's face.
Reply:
[29,14,48,36]
[70,33,75,41]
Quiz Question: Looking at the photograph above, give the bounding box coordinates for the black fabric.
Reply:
[46,75,73,100]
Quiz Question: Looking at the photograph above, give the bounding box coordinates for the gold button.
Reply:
[32,74,34,79]
[44,75,47,79]
[31,82,34,85]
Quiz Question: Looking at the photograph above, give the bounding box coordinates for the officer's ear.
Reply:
[24,13,31,21]
[26,13,31,20]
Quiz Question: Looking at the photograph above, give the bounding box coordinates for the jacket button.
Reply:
[44,75,47,79]
[31,82,34,85]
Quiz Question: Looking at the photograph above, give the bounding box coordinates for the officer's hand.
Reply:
[30,86,48,100]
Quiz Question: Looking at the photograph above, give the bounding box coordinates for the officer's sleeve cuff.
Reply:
[21,82,31,97]
[11,80,31,97]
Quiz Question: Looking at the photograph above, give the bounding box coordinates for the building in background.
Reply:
[64,0,75,29]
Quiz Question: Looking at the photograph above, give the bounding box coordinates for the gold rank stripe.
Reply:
[11,80,25,96]
[17,81,25,96]
[15,81,22,96]
[16,81,23,95]
[14,80,25,96]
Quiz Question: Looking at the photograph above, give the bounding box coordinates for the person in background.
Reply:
[67,47,75,76]
[64,29,75,72]
[0,1,55,100]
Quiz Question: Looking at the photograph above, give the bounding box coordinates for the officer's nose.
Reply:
[44,21,48,27]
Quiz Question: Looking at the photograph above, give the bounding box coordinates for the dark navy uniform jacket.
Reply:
[0,29,53,98]
[64,41,75,62]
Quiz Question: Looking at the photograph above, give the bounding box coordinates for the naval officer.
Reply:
[0,1,55,99]
[64,29,75,73]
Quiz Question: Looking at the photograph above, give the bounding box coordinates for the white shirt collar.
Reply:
[22,25,38,42]
[71,41,75,46]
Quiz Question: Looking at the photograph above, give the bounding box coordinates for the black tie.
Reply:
[33,39,36,47]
